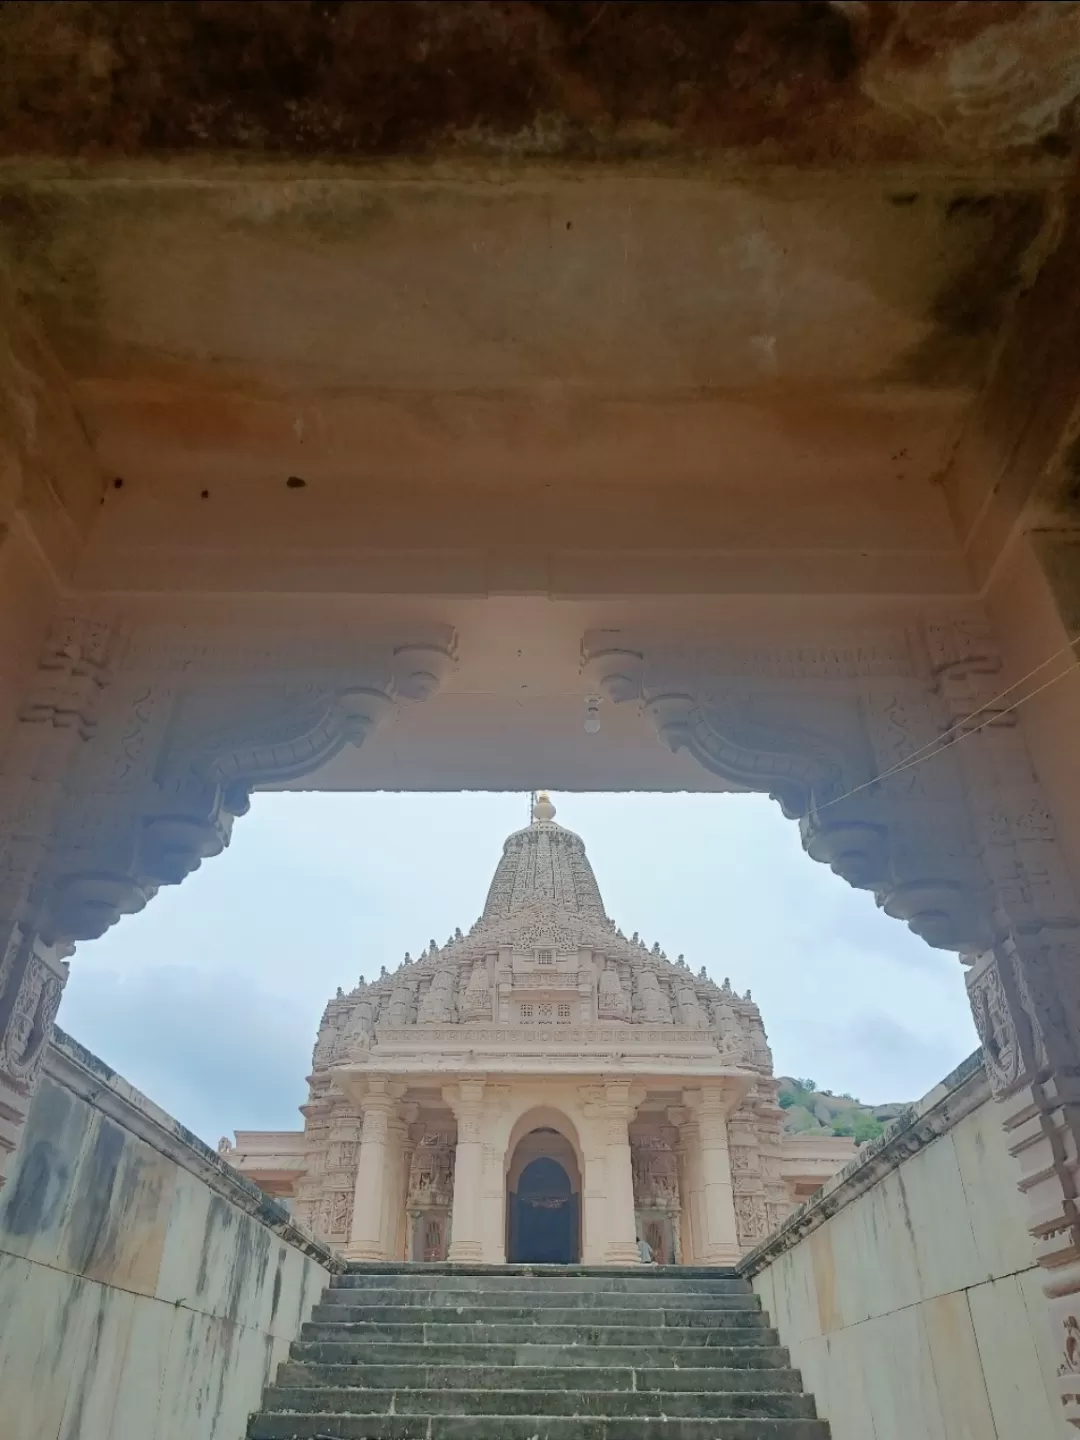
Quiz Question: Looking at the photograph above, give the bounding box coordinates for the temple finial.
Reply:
[532,790,556,823]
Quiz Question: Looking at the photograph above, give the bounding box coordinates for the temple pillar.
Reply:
[581,1081,641,1265]
[345,1081,400,1261]
[381,1106,416,1263]
[479,1085,510,1265]
[670,1106,706,1264]
[684,1087,741,1265]
[444,1078,486,1263]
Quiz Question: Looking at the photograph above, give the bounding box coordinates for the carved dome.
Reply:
[481,794,607,925]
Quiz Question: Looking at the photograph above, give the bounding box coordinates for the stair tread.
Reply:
[249,1267,822,1440]
[276,1362,804,1391]
[259,1384,814,1418]
[248,1418,828,1439]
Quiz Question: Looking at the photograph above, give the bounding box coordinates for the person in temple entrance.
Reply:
[229,794,854,1264]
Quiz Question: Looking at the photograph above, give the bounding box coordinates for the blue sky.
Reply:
[61,791,978,1146]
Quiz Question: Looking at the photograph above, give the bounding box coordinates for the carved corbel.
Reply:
[38,627,458,944]
[581,645,644,704]
[581,627,994,952]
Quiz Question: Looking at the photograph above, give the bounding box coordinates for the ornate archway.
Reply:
[584,619,1080,1417]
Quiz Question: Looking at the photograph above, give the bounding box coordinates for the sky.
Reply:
[60,790,979,1147]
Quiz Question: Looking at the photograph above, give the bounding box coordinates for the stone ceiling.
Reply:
[1,2,1078,166]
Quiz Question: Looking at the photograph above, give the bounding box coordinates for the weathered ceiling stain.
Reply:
[0,0,1077,164]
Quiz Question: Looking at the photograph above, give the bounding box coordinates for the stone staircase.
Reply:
[247,1263,828,1439]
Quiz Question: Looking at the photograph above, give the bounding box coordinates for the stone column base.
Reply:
[448,1239,484,1263]
[342,1242,390,1263]
[703,1245,742,1266]
[605,1240,641,1265]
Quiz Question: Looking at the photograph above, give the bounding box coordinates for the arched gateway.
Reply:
[233,795,852,1265]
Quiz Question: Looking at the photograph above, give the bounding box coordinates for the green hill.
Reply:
[777,1077,908,1146]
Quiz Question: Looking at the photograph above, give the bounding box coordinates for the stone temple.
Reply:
[231,795,852,1267]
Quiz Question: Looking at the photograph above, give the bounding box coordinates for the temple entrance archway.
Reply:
[505,1121,582,1265]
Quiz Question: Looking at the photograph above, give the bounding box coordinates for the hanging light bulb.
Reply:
[584,695,601,734]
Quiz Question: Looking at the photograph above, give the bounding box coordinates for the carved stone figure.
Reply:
[382,980,418,1027]
[418,968,457,1023]
[711,998,746,1061]
[675,979,709,1029]
[631,1134,680,1206]
[459,959,491,1020]
[343,995,377,1056]
[634,968,673,1024]
[406,1132,456,1209]
[597,959,631,1020]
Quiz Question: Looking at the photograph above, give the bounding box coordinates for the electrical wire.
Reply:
[811,635,1080,817]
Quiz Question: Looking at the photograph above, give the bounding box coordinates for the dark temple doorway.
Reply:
[507,1154,580,1264]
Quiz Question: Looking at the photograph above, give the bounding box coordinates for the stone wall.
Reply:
[742,1051,1058,1440]
[0,1027,340,1440]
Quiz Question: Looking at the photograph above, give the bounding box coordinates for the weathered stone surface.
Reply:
[1,2,1078,165]
[0,1029,336,1440]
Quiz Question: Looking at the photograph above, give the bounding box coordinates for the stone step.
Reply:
[275,1362,805,1394]
[247,1415,830,1439]
[300,1321,780,1348]
[254,1269,824,1440]
[259,1385,815,1420]
[289,1340,793,1370]
[310,1303,766,1328]
[321,1286,760,1310]
[335,1269,744,1294]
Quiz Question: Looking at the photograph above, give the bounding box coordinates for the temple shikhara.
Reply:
[231,795,852,1266]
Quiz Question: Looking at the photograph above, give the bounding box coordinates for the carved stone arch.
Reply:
[37,625,457,946]
[582,633,992,953]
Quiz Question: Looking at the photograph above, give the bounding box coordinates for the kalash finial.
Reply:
[532,791,556,823]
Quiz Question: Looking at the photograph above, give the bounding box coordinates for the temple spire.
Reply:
[481,792,607,923]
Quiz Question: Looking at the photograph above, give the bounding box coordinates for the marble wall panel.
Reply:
[968,1275,1058,1437]
[0,1036,335,1440]
[749,1078,1056,1440]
